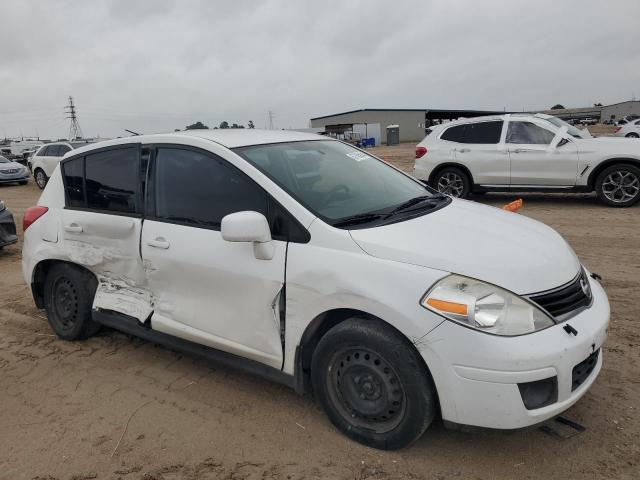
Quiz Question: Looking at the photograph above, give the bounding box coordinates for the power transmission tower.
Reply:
[65,96,84,140]
[267,110,275,130]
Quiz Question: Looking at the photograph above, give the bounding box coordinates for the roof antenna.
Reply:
[125,129,141,136]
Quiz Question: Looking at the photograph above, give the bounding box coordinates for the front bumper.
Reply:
[0,208,18,247]
[421,275,609,429]
[0,174,29,184]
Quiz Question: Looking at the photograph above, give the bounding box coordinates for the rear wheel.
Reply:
[432,167,470,198]
[596,164,640,207]
[625,133,639,138]
[34,168,48,189]
[311,318,437,450]
[43,263,101,340]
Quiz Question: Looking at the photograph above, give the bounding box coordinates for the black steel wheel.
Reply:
[43,263,100,340]
[311,318,437,450]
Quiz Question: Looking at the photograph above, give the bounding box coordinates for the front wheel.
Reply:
[432,167,470,198]
[34,168,48,189]
[625,133,639,138]
[311,318,437,450]
[596,164,640,207]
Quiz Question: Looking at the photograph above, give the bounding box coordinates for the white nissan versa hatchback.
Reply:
[414,113,640,207]
[22,130,609,449]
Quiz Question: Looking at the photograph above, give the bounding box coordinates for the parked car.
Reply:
[29,140,95,189]
[614,119,640,138]
[0,155,29,186]
[580,118,598,126]
[414,113,640,207]
[0,199,18,249]
[22,130,609,449]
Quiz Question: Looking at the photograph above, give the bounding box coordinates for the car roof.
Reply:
[68,129,328,157]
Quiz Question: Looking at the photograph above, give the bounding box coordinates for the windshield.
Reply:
[544,116,585,138]
[234,140,447,227]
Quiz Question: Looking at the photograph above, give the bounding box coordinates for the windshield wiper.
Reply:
[332,212,389,228]
[390,194,447,215]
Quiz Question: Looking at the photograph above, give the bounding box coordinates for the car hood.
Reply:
[577,136,640,151]
[349,199,581,295]
[0,161,24,170]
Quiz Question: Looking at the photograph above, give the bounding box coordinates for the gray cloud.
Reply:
[1,0,638,139]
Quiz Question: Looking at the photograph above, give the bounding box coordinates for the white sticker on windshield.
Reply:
[346,151,372,162]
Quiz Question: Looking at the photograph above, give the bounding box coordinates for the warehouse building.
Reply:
[540,101,640,123]
[309,108,505,144]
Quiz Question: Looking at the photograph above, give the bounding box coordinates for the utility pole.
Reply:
[65,96,84,140]
[267,110,275,130]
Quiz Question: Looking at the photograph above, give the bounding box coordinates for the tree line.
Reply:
[182,120,255,130]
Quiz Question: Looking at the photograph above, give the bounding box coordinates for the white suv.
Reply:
[30,140,95,189]
[414,113,640,207]
[614,118,640,138]
[23,130,609,449]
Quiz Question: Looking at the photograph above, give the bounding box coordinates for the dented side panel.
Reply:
[59,209,152,322]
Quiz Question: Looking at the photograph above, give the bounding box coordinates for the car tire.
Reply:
[625,133,639,138]
[43,263,101,340]
[432,167,471,198]
[311,317,437,450]
[596,164,640,207]
[34,168,48,189]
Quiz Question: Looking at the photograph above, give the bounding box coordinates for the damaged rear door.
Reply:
[141,146,285,369]
[59,145,152,321]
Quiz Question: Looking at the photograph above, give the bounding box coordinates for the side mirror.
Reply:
[550,125,569,150]
[221,211,274,260]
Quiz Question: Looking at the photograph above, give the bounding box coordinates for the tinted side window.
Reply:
[58,145,71,155]
[463,121,503,144]
[39,146,51,156]
[507,122,555,144]
[440,125,465,143]
[49,145,63,157]
[153,148,267,228]
[62,157,85,208]
[85,147,139,213]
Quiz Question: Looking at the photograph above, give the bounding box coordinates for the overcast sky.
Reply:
[1,0,638,139]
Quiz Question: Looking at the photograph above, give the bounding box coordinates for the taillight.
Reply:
[614,127,621,133]
[415,146,428,158]
[23,206,48,232]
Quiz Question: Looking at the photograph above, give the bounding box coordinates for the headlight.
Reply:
[0,200,5,212]
[421,275,554,336]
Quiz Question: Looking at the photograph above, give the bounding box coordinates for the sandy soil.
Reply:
[1,150,638,479]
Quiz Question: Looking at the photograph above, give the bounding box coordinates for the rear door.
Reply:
[59,145,151,321]
[506,120,579,186]
[444,120,509,185]
[141,146,286,369]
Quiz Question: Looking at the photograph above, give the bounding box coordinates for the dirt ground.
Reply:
[1,146,638,480]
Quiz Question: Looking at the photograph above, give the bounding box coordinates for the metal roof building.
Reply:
[309,108,505,144]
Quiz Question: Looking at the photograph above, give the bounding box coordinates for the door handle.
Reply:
[512,148,536,153]
[457,148,470,153]
[146,237,170,249]
[64,223,83,233]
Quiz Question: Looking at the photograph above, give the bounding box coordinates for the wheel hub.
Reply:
[53,278,78,329]
[602,170,639,203]
[437,172,464,197]
[329,348,405,432]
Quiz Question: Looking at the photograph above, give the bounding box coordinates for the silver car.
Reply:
[0,155,29,186]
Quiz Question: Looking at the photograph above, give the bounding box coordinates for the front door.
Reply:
[141,146,285,369]
[506,120,579,186]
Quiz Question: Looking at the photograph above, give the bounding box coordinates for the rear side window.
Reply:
[39,146,51,156]
[441,125,465,143]
[50,145,63,157]
[507,122,556,144]
[152,147,267,228]
[85,148,140,213]
[58,145,71,156]
[61,157,85,208]
[441,121,503,144]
